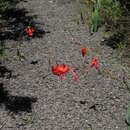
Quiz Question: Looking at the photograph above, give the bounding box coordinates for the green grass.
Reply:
[117,42,126,59]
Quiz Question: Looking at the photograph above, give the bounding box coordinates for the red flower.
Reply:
[26,26,35,36]
[81,47,86,57]
[90,55,99,69]
[51,64,70,80]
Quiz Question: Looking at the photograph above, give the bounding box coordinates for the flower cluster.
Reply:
[51,64,70,80]
[26,26,35,36]
[90,55,99,70]
[50,47,99,82]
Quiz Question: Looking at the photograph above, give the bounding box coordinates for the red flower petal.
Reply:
[51,64,70,75]
[31,27,35,32]
[51,65,59,75]
[95,56,99,69]
[81,47,86,57]
[90,57,96,68]
[60,74,64,81]
[26,26,35,36]
[95,62,99,69]
[90,56,99,69]
[73,68,78,82]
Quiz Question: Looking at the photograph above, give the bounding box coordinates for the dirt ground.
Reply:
[0,0,130,130]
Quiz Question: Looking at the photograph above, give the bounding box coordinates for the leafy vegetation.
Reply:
[99,0,122,30]
[78,0,122,33]
[0,0,9,15]
[78,0,129,64]
[126,104,130,130]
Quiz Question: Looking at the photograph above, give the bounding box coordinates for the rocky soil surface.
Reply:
[0,0,130,130]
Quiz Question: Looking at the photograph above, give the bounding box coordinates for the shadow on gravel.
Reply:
[0,62,20,79]
[0,83,37,113]
[0,0,49,41]
[0,63,12,79]
[101,31,125,49]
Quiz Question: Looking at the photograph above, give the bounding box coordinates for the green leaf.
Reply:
[128,126,130,130]
[126,104,130,126]
[97,0,102,8]
[27,113,35,124]
[92,8,100,32]
[103,31,109,39]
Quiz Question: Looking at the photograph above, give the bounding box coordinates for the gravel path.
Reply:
[0,0,130,130]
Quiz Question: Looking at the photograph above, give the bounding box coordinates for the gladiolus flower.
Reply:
[51,64,70,80]
[26,26,35,36]
[81,47,86,57]
[90,55,99,69]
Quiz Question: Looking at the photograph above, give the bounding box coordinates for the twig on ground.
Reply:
[48,48,51,72]
[122,68,130,92]
[43,73,51,79]
[0,112,13,129]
